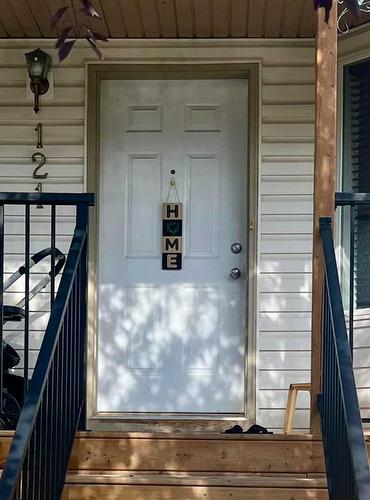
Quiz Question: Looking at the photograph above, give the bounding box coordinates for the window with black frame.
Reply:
[342,58,370,309]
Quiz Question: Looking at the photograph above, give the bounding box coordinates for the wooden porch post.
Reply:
[310,2,338,435]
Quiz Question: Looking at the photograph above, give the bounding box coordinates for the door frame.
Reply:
[86,61,260,431]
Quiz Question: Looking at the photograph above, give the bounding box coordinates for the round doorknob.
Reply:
[231,242,242,254]
[229,268,241,280]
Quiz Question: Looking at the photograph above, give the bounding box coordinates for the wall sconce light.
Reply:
[25,48,51,114]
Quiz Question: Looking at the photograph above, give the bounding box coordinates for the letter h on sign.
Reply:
[162,203,182,270]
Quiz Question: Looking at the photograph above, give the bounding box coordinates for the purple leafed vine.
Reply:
[52,0,108,62]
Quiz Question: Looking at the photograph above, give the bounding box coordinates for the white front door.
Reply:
[97,79,248,414]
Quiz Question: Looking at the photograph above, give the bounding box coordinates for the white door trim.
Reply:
[86,60,260,431]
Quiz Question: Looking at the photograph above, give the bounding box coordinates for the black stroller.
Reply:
[1,247,65,429]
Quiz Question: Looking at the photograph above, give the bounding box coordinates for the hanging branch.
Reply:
[51,0,108,62]
[313,0,360,22]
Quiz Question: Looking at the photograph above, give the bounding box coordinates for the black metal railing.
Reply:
[0,192,94,500]
[336,192,370,424]
[319,216,370,500]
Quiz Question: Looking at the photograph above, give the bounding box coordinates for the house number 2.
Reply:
[32,152,48,179]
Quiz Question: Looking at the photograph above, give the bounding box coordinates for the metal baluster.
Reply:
[62,306,68,471]
[51,361,57,500]
[0,203,4,420]
[21,449,30,500]
[57,337,63,497]
[71,279,77,429]
[51,355,58,499]
[75,272,79,423]
[40,384,49,500]
[51,204,56,307]
[80,235,88,430]
[33,409,42,500]
[77,204,88,430]
[24,205,30,397]
[27,426,36,499]
[349,205,355,355]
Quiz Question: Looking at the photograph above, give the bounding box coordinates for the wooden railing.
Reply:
[319,216,370,500]
[0,193,94,499]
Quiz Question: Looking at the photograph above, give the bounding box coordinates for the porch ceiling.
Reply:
[0,0,369,39]
[0,0,368,40]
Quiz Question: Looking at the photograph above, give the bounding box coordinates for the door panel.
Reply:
[98,79,247,414]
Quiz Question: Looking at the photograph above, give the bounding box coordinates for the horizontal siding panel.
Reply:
[261,161,313,176]
[257,409,309,430]
[259,331,311,350]
[4,219,76,235]
[3,275,60,294]
[262,123,314,140]
[5,311,50,331]
[0,182,83,193]
[261,177,313,196]
[259,351,311,370]
[262,66,315,84]
[262,142,314,156]
[353,348,370,369]
[0,87,84,105]
[3,350,39,370]
[0,163,83,177]
[260,293,311,312]
[3,331,43,350]
[3,206,76,218]
[261,214,313,234]
[261,195,313,215]
[0,68,85,87]
[258,370,310,390]
[260,312,311,332]
[4,236,72,255]
[355,368,370,389]
[260,234,312,254]
[259,273,311,293]
[0,106,84,124]
[339,31,370,57]
[4,291,52,311]
[357,388,370,408]
[260,254,312,274]
[262,104,315,123]
[0,125,84,143]
[259,389,310,409]
[262,85,314,104]
[0,145,83,158]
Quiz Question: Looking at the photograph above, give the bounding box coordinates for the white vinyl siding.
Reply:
[259,53,314,431]
[0,39,315,429]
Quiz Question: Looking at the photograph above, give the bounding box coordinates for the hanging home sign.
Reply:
[162,203,183,270]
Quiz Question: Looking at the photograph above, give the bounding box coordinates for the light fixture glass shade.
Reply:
[25,49,51,80]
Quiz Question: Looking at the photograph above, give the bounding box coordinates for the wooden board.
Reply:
[0,433,325,473]
[310,1,337,435]
[62,471,328,499]
[69,435,325,473]
[63,484,328,500]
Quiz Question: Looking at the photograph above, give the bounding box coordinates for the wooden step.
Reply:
[0,432,326,473]
[66,432,327,474]
[62,472,328,499]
